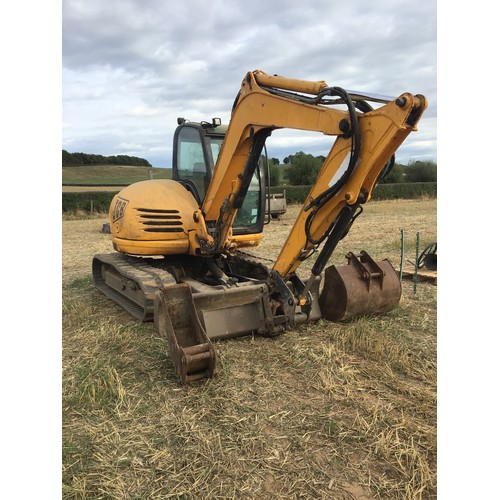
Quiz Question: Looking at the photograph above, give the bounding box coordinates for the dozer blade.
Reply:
[319,250,401,322]
[155,283,217,384]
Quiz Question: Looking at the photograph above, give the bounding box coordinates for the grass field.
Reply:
[62,199,437,499]
[62,165,172,186]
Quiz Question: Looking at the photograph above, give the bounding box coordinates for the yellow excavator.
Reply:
[93,70,427,383]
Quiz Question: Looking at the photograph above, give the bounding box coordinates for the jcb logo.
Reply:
[112,197,128,222]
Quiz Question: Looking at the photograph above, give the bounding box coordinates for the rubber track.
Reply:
[93,253,177,321]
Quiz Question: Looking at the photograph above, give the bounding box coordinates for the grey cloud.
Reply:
[63,0,436,167]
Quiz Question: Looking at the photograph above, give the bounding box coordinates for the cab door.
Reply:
[172,122,266,236]
[172,123,213,205]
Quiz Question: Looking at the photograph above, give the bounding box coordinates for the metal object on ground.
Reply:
[423,253,437,271]
[418,242,437,271]
[319,250,401,322]
[155,283,217,384]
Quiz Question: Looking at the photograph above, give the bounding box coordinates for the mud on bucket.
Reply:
[319,251,402,322]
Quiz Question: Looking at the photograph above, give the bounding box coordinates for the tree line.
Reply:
[62,150,151,167]
[267,152,436,186]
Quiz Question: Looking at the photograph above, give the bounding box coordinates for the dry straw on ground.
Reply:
[63,199,437,499]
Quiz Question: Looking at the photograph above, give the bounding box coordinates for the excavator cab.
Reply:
[172,118,266,237]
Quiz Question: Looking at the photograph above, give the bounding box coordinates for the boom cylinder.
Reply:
[253,70,328,95]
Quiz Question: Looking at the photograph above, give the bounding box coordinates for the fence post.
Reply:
[399,228,405,283]
[413,231,420,294]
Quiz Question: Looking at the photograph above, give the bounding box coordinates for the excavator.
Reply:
[92,70,427,383]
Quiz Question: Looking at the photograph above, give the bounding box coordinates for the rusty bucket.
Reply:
[319,251,401,322]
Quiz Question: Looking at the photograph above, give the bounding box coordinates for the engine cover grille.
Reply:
[136,208,183,233]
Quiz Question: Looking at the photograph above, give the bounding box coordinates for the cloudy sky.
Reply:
[62,0,437,168]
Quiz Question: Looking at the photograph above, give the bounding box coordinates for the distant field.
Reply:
[62,165,172,186]
[62,185,124,193]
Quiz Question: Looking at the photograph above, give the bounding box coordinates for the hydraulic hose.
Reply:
[304,86,361,246]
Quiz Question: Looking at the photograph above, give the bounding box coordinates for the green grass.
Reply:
[62,165,172,185]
